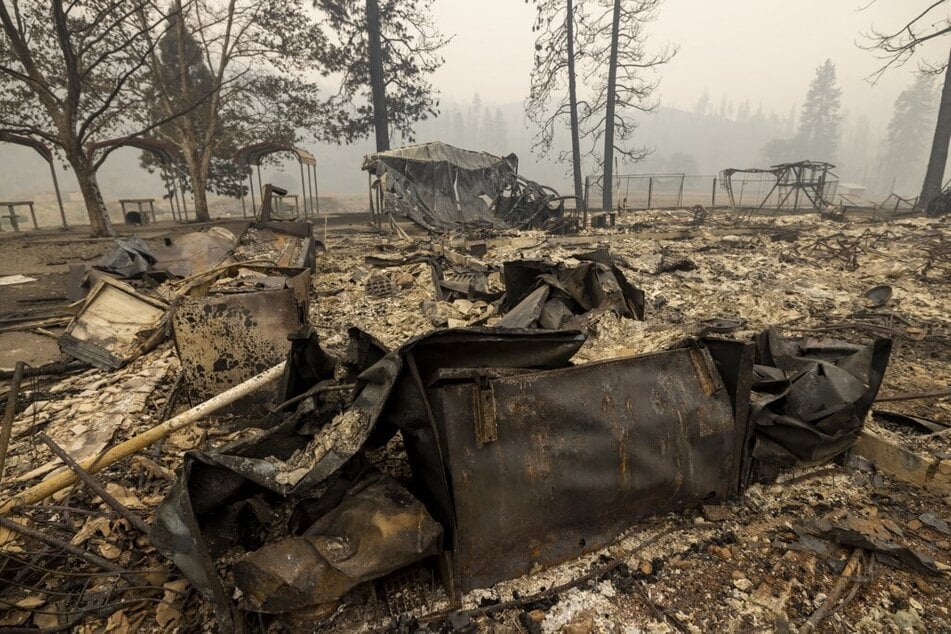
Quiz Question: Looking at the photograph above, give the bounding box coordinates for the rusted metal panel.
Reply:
[425,346,742,592]
[172,287,304,400]
[231,221,318,271]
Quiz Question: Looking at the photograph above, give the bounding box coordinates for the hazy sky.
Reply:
[430,0,934,125]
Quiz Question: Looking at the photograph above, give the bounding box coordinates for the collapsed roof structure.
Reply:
[362,142,571,233]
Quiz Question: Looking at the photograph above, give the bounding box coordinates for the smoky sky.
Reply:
[431,0,933,125]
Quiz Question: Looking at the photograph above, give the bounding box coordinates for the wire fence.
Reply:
[584,173,843,211]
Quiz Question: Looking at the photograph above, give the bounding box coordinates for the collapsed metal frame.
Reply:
[86,136,189,222]
[720,161,837,213]
[234,142,320,219]
[0,133,69,229]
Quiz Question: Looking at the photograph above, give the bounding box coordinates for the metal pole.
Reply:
[678,174,685,207]
[172,174,185,222]
[49,162,68,229]
[248,171,257,215]
[162,166,177,222]
[307,164,315,216]
[312,164,320,215]
[368,172,375,226]
[28,202,38,230]
[647,177,653,210]
[583,175,590,211]
[712,177,717,207]
[298,161,308,218]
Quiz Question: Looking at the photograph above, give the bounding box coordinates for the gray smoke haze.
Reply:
[0,1,941,207]
[431,0,923,124]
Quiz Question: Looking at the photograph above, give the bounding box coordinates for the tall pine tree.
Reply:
[314,0,449,151]
[795,60,841,162]
[880,75,936,195]
[139,0,326,221]
[141,15,259,206]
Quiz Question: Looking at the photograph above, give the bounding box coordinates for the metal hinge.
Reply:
[472,375,497,445]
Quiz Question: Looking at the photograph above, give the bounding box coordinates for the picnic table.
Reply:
[0,201,37,232]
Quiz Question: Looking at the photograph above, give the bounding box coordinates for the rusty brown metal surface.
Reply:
[424,345,743,592]
[231,222,318,271]
[232,471,442,614]
[172,287,304,400]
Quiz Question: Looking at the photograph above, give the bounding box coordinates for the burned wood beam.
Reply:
[0,361,25,484]
[0,516,149,587]
[37,432,150,535]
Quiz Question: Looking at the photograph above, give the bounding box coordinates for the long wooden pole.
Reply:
[0,362,285,515]
[0,361,25,484]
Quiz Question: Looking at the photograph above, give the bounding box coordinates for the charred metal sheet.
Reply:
[172,287,305,400]
[362,141,565,232]
[700,337,756,494]
[231,221,319,272]
[796,517,941,575]
[500,249,644,327]
[419,345,740,592]
[94,235,155,278]
[59,277,168,369]
[233,470,442,614]
[749,329,891,472]
[150,228,236,278]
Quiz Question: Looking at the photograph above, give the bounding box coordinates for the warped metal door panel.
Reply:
[427,346,743,591]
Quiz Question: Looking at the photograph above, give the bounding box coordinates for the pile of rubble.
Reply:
[0,207,948,632]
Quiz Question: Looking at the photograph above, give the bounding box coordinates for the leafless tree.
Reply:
[0,0,185,236]
[864,1,951,210]
[579,0,674,210]
[526,0,589,205]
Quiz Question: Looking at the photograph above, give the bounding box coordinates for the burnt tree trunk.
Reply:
[920,46,951,212]
[366,0,390,152]
[567,0,584,207]
[191,149,212,222]
[71,152,114,237]
[600,0,621,211]
[191,174,211,222]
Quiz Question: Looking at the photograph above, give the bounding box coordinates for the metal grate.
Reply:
[374,562,439,617]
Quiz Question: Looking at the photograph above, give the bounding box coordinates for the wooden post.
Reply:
[712,177,717,207]
[677,174,685,207]
[0,362,25,484]
[647,177,653,210]
[28,202,37,230]
[7,204,19,232]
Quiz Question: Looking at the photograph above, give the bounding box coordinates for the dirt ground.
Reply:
[0,206,948,632]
